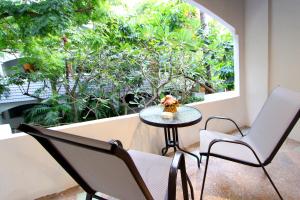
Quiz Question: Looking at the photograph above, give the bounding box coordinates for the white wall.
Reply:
[195,0,244,36]
[3,1,300,199]
[0,1,250,199]
[269,0,300,140]
[244,0,300,141]
[60,93,246,153]
[0,135,76,200]
[0,94,246,200]
[245,0,269,124]
[269,0,300,92]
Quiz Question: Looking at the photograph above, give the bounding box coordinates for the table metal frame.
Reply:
[139,106,202,168]
[162,127,200,168]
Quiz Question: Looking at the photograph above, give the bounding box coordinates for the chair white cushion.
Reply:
[200,87,300,165]
[128,150,172,200]
[200,130,263,165]
[52,140,146,200]
[246,87,300,161]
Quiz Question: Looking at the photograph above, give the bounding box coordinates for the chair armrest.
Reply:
[204,116,244,136]
[207,138,263,166]
[108,139,123,148]
[168,152,194,200]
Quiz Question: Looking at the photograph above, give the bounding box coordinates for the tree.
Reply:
[0,0,235,127]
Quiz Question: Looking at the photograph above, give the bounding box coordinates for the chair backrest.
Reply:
[246,87,300,164]
[18,124,153,200]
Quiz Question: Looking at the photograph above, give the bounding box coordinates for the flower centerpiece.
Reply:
[160,95,179,113]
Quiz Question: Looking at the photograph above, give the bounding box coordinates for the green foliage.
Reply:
[24,95,73,126]
[0,0,97,37]
[196,19,234,91]
[2,0,235,127]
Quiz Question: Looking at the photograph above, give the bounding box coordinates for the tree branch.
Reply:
[22,92,44,101]
[184,75,215,93]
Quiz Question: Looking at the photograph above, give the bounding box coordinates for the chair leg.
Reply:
[86,193,93,200]
[186,175,194,200]
[200,154,210,200]
[199,154,202,163]
[180,170,189,200]
[199,158,283,200]
[261,165,283,200]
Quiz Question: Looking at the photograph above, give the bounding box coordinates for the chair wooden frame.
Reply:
[18,124,194,200]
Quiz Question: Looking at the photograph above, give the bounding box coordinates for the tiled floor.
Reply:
[38,139,300,200]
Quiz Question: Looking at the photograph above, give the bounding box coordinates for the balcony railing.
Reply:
[0,94,242,200]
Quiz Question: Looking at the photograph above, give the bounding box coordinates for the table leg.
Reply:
[161,127,200,167]
[172,127,177,152]
[162,127,177,155]
[162,128,169,156]
[173,128,200,168]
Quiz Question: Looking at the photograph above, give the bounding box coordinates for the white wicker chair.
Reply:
[19,124,194,200]
[199,87,300,200]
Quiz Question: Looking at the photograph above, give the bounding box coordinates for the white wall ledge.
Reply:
[0,91,240,141]
[0,89,245,200]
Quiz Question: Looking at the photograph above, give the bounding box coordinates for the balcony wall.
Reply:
[2,0,300,199]
[0,93,247,200]
[244,0,300,141]
[0,0,247,199]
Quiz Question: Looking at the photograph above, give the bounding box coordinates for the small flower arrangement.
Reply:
[160,95,179,113]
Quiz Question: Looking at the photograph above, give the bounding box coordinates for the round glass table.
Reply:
[139,105,202,167]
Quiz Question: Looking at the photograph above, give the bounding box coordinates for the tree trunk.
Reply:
[50,80,58,96]
[200,12,213,93]
[70,78,79,122]
[71,97,79,122]
[65,60,70,95]
[62,36,78,122]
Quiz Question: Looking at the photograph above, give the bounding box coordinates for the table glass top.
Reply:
[139,105,202,127]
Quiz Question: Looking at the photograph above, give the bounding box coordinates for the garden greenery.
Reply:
[0,0,235,127]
